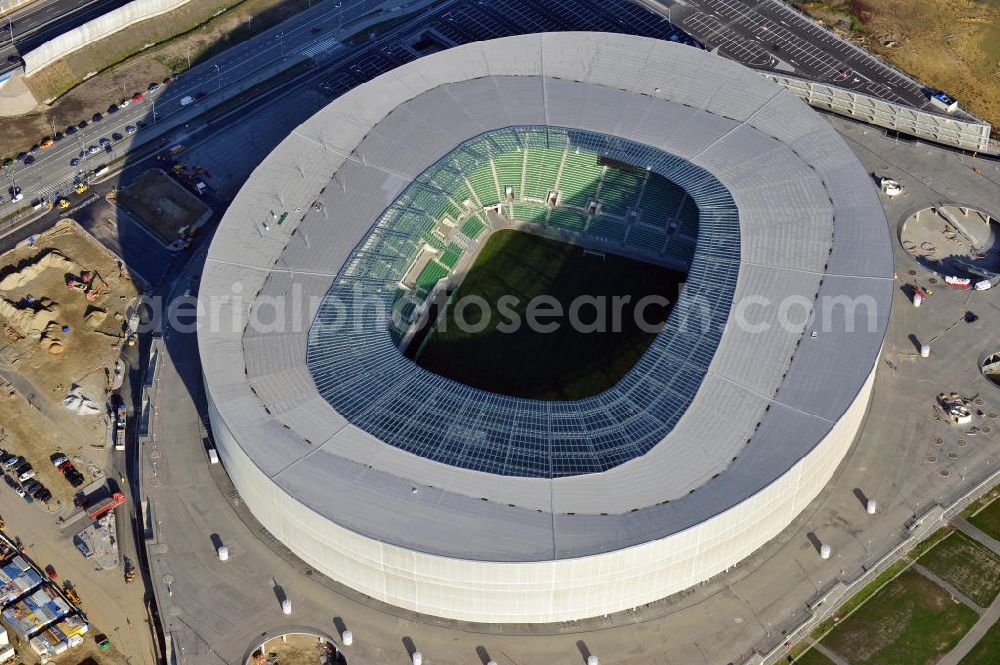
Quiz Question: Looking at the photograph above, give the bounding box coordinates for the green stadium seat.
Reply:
[588,216,627,243]
[439,243,463,269]
[637,175,686,229]
[460,217,487,240]
[549,208,587,231]
[627,225,667,253]
[414,260,449,291]
[512,203,548,224]
[598,167,643,216]
[523,148,563,199]
[468,164,500,207]
[558,151,602,208]
[494,152,525,200]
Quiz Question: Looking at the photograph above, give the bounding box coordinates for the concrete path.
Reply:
[913,563,984,613]
[953,517,1000,557]
[813,642,850,665]
[936,595,1000,665]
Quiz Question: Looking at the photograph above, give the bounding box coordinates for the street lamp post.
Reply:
[279,32,285,58]
[213,64,221,91]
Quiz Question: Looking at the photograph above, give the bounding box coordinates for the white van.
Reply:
[180,95,194,106]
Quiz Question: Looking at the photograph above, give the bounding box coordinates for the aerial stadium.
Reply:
[198,32,893,623]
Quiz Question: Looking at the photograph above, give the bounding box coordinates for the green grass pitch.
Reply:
[413,229,683,400]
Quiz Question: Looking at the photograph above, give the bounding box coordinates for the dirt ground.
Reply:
[795,0,1000,137]
[117,169,210,244]
[0,221,140,509]
[0,0,314,158]
[252,634,341,665]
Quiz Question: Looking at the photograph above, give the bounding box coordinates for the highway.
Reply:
[0,0,136,74]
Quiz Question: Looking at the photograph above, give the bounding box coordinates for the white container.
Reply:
[820,543,832,559]
[912,292,922,307]
[208,448,219,464]
[412,652,422,665]
[281,598,291,615]
[341,630,352,647]
[920,344,930,358]
[217,545,229,561]
[587,657,599,665]
[867,499,877,515]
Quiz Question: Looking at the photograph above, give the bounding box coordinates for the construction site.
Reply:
[0,220,141,509]
[115,168,212,248]
[901,204,1000,281]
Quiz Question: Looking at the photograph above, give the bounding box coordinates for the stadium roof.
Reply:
[199,32,893,561]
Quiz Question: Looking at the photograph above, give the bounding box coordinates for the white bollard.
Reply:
[820,543,832,559]
[487,661,497,665]
[281,598,292,615]
[913,292,922,307]
[921,343,930,358]
[412,652,422,665]
[587,657,599,665]
[867,499,877,515]
[341,630,352,647]
[217,545,229,561]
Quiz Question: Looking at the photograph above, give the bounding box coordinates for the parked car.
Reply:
[66,125,77,135]
[104,144,112,154]
[54,132,64,141]
[69,474,84,488]
[70,158,80,167]
[119,99,129,108]
[92,112,103,122]
[50,453,68,467]
[147,82,160,92]
[136,120,148,129]
[13,484,25,498]
[3,455,23,470]
[23,155,34,165]
[3,474,17,489]
[131,92,143,102]
[87,145,100,155]
[23,479,41,495]
[29,144,39,154]
[44,565,57,580]
[35,488,51,503]
[17,466,35,483]
[78,120,88,129]
[111,132,122,141]
[21,490,32,504]
[98,137,110,146]
[125,125,137,135]
[107,104,118,114]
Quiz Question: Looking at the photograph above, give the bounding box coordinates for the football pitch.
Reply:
[413,230,684,400]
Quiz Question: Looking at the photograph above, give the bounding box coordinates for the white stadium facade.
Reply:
[198,32,893,623]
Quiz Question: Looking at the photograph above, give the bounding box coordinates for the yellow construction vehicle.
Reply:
[63,582,81,605]
[57,198,70,209]
[74,183,89,195]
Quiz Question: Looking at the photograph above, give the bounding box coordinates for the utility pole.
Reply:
[213,64,221,91]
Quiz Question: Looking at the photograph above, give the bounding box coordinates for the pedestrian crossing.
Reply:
[299,37,342,60]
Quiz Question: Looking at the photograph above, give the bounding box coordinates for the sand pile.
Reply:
[0,250,80,291]
[84,306,108,327]
[0,298,60,337]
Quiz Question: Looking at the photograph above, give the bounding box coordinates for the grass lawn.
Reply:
[792,647,837,665]
[822,568,978,665]
[918,531,1000,607]
[958,617,1000,665]
[968,492,1000,542]
[413,229,683,400]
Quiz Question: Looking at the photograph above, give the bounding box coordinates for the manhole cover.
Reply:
[958,439,967,447]
[162,574,174,584]
[940,469,951,477]
[150,449,162,459]
[156,544,169,554]
[934,436,944,444]
[908,270,917,276]
[975,398,985,406]
[149,478,162,488]
[169,606,182,616]
[929,278,938,284]
[983,426,992,433]
[947,451,959,459]
[927,455,938,463]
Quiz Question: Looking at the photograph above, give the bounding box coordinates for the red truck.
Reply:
[86,492,126,519]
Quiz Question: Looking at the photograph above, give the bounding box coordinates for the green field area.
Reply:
[413,230,682,400]
[958,618,1000,665]
[792,647,837,665]
[821,568,978,665]
[968,494,1000,542]
[918,531,1000,607]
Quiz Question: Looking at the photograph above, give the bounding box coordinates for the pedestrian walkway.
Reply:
[912,563,983,612]
[936,596,1000,665]
[813,641,850,665]
[953,517,1000,556]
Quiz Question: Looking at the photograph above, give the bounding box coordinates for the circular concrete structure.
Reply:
[199,32,893,623]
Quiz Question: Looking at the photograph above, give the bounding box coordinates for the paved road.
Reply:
[0,0,410,211]
[0,0,136,75]
[646,0,960,115]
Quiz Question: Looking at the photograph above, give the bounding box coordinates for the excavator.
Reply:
[66,270,108,301]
